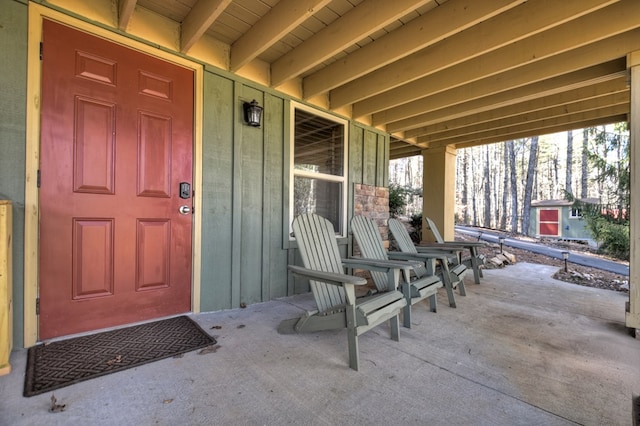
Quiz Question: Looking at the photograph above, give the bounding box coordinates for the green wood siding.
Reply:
[200,75,291,311]
[350,124,389,188]
[232,109,390,301]
[201,72,235,311]
[236,84,264,306]
[263,93,289,300]
[349,124,364,189]
[378,133,389,187]
[362,130,378,185]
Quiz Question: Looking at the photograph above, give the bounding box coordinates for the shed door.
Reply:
[538,209,560,236]
[38,20,194,339]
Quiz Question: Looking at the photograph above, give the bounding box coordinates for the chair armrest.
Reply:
[415,246,463,255]
[287,265,367,286]
[388,252,450,263]
[343,257,422,272]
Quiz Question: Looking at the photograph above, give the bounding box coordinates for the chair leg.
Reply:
[402,304,412,328]
[345,290,359,371]
[471,258,481,284]
[347,328,359,371]
[401,274,412,328]
[389,314,400,342]
[457,274,467,296]
[470,248,482,284]
[440,266,457,308]
[429,294,437,312]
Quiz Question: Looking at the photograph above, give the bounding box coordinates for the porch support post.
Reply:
[421,146,457,242]
[627,51,640,332]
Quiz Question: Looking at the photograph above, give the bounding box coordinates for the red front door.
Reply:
[39,20,194,339]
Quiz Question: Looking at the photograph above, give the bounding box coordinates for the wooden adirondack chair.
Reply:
[279,213,408,371]
[388,218,467,308]
[424,216,487,284]
[350,216,443,328]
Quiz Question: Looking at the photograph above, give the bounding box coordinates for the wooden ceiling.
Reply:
[111,0,636,156]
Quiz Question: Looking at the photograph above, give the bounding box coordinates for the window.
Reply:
[570,207,582,218]
[290,103,348,236]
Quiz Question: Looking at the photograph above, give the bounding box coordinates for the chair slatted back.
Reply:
[350,216,391,293]
[388,218,429,278]
[292,213,346,312]
[425,217,445,243]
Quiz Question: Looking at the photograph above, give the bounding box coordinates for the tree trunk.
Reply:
[565,130,573,196]
[522,136,539,236]
[484,146,491,227]
[461,149,469,223]
[471,148,478,226]
[500,142,510,230]
[493,145,500,227]
[596,126,606,198]
[581,128,589,198]
[552,145,559,198]
[508,141,518,233]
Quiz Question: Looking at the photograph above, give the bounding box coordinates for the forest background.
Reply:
[389,123,630,260]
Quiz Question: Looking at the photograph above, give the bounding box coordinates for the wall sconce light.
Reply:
[499,236,505,254]
[561,251,569,272]
[243,99,263,127]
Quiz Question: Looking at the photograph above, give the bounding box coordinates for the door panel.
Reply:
[138,112,172,197]
[74,98,116,194]
[39,20,194,339]
[539,223,559,236]
[72,219,114,299]
[539,209,559,222]
[136,219,171,290]
[538,209,560,236]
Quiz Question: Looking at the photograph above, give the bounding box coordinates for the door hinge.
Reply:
[36,298,40,315]
[37,170,41,188]
[40,42,43,60]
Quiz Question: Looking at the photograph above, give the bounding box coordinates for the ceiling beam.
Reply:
[423,104,629,148]
[392,110,625,159]
[118,0,137,31]
[390,140,411,150]
[420,92,629,144]
[181,0,233,53]
[375,27,637,127]
[270,0,432,87]
[449,115,628,150]
[358,4,640,118]
[302,0,525,98]
[330,0,620,109]
[404,78,629,138]
[385,64,627,133]
[390,145,424,159]
[230,0,332,72]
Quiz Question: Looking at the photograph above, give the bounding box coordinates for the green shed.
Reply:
[529,198,598,247]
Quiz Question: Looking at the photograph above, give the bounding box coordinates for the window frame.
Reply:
[569,207,582,219]
[289,101,349,239]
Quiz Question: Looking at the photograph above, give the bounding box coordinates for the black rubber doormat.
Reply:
[24,316,215,397]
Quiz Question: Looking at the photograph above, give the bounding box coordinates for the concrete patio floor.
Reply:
[1,263,638,425]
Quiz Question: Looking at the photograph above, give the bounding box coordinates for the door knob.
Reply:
[179,205,191,215]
